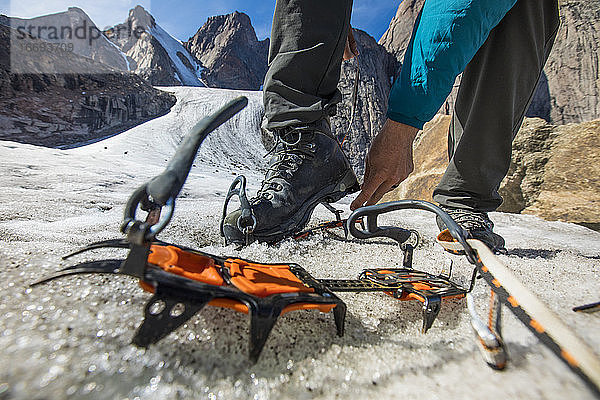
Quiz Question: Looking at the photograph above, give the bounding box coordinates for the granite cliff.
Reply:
[544,0,600,124]
[185,12,269,90]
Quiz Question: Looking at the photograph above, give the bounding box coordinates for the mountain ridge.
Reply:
[0,21,176,148]
[184,11,269,90]
[105,5,205,87]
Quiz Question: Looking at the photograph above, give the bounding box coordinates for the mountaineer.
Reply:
[223,0,560,252]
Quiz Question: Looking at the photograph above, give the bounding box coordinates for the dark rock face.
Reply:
[0,24,176,148]
[105,6,204,87]
[525,72,551,122]
[185,12,269,90]
[544,0,600,124]
[332,29,399,176]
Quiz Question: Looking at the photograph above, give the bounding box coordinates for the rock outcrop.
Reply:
[524,72,552,122]
[383,115,600,229]
[0,24,176,148]
[544,0,600,124]
[496,118,557,214]
[105,6,204,87]
[185,12,269,90]
[332,29,398,176]
[499,118,600,230]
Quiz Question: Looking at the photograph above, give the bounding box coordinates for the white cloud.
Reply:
[9,0,152,29]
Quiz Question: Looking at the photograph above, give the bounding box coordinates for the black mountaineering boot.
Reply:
[222,119,359,245]
[436,205,506,254]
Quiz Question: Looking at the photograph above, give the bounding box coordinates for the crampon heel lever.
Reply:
[220,175,256,246]
[346,202,419,247]
[348,200,476,263]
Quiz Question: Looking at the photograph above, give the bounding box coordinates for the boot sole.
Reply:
[435,215,506,254]
[252,168,360,244]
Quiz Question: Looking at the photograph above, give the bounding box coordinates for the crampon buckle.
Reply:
[220,175,256,246]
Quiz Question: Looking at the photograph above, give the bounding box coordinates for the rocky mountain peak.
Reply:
[66,7,87,16]
[127,5,156,31]
[60,7,97,29]
[185,11,269,90]
[105,6,204,87]
[4,8,129,73]
[202,11,259,45]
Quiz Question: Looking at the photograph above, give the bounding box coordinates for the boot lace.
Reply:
[439,206,494,232]
[254,128,317,201]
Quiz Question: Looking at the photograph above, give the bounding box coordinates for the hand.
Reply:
[350,119,418,210]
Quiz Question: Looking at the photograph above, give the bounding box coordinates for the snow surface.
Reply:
[149,25,204,87]
[0,87,599,400]
[104,38,131,72]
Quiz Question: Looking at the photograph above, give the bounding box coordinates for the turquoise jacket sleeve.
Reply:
[387,0,518,129]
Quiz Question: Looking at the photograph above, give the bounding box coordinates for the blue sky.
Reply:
[0,0,399,42]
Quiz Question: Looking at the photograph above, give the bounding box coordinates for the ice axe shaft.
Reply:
[146,96,248,205]
[121,96,248,243]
